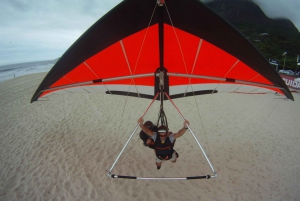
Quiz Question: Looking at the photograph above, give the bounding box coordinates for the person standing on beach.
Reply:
[138,117,190,170]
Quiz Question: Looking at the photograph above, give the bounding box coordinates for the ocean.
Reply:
[0,59,57,83]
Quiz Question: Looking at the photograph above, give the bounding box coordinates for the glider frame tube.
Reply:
[107,92,159,176]
[40,72,283,94]
[107,90,217,180]
[110,175,211,180]
[167,72,285,90]
[41,73,154,93]
[164,92,217,178]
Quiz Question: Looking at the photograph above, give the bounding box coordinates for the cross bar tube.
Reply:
[110,175,211,180]
[41,73,154,92]
[167,72,285,90]
[107,92,159,177]
[164,92,217,178]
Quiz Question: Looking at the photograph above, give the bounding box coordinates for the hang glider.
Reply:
[31,0,294,180]
[31,0,293,102]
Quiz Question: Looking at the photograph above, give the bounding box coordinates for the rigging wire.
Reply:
[212,59,240,94]
[123,0,158,94]
[165,2,212,161]
[115,1,158,157]
[211,93,281,158]
[83,60,112,94]
[120,40,140,97]
[233,73,260,93]
[239,96,282,153]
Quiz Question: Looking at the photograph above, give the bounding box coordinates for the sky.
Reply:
[0,0,299,66]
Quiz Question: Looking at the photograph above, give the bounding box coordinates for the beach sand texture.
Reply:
[0,73,300,201]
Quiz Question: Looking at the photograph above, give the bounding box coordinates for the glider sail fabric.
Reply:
[31,0,293,102]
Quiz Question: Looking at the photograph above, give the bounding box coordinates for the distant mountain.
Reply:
[205,0,300,71]
[206,0,299,35]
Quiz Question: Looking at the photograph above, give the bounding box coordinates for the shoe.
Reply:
[175,152,179,158]
[157,166,161,170]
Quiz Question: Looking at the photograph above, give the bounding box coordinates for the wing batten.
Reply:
[31,0,293,102]
[167,73,284,90]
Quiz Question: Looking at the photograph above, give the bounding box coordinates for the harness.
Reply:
[154,134,176,160]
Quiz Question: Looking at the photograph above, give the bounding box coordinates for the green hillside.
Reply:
[206,0,300,72]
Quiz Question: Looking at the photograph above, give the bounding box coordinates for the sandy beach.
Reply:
[0,72,300,201]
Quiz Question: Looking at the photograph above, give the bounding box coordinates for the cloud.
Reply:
[0,0,299,66]
[253,0,300,31]
[0,0,122,65]
[6,0,31,12]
